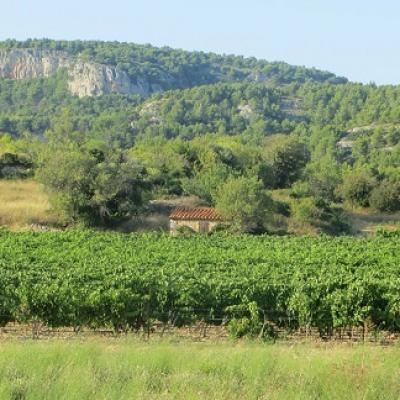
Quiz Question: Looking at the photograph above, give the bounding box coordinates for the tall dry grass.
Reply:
[0,180,57,228]
[345,207,400,235]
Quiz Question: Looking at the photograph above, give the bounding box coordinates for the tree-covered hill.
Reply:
[3,39,398,148]
[0,40,399,231]
[0,39,347,141]
[0,39,347,92]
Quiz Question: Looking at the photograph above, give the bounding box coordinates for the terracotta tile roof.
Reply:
[169,207,225,221]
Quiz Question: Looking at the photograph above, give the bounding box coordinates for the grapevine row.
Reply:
[0,230,399,335]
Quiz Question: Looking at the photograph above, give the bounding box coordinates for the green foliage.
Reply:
[0,150,33,179]
[305,154,342,201]
[0,231,399,334]
[36,118,148,225]
[292,197,323,222]
[0,40,399,223]
[1,39,346,87]
[291,197,350,234]
[215,176,272,232]
[132,83,292,140]
[340,171,376,207]
[261,135,309,189]
[369,180,400,212]
[0,71,141,146]
[0,40,347,141]
[227,302,265,339]
[130,137,188,195]
[182,163,232,204]
[376,229,400,238]
[0,133,17,153]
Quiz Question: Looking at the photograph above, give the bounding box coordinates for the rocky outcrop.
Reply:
[67,60,137,97]
[0,48,70,79]
[237,104,254,119]
[0,48,165,97]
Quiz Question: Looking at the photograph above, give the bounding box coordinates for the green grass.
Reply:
[0,339,399,399]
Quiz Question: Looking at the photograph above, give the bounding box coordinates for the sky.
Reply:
[1,0,399,84]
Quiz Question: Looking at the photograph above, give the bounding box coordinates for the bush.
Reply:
[369,180,400,212]
[340,172,375,207]
[272,199,291,217]
[0,152,33,179]
[37,149,148,225]
[292,197,323,223]
[261,135,309,189]
[290,180,311,199]
[292,197,350,234]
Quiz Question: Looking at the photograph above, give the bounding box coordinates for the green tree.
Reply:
[182,163,231,204]
[261,135,309,189]
[305,154,342,201]
[36,146,96,223]
[89,153,148,223]
[340,171,376,207]
[369,180,400,212]
[36,122,148,225]
[0,133,16,153]
[215,176,272,232]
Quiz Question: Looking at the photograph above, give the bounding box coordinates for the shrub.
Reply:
[0,152,33,179]
[292,197,323,223]
[292,197,350,234]
[290,180,311,199]
[340,172,375,207]
[369,180,400,212]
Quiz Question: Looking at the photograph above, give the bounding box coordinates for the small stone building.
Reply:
[169,207,225,235]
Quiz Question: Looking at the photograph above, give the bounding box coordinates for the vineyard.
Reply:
[0,230,399,339]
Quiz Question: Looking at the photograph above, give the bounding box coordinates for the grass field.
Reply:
[0,340,399,399]
[0,180,56,229]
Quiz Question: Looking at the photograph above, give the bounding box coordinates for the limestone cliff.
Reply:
[0,48,70,79]
[67,60,137,97]
[0,48,162,97]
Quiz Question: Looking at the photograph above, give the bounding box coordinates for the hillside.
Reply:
[132,81,400,136]
[0,39,347,97]
[0,39,347,141]
[0,40,399,234]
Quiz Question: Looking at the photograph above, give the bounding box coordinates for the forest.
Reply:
[0,40,399,233]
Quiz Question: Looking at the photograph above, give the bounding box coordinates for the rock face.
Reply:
[67,60,137,97]
[0,48,70,79]
[0,48,161,97]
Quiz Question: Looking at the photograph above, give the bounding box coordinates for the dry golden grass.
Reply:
[0,180,57,229]
[344,207,400,236]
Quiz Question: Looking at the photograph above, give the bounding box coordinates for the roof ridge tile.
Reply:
[169,207,224,221]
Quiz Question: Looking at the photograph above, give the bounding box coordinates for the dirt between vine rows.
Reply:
[1,322,399,344]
